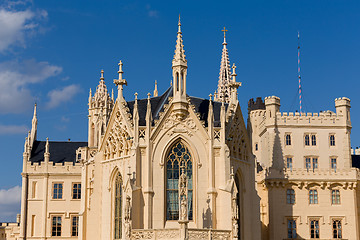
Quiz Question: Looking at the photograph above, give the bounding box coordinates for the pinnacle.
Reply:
[172,17,187,67]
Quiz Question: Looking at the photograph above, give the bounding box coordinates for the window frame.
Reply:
[331,189,341,205]
[114,173,122,240]
[72,183,81,200]
[165,140,193,221]
[311,134,317,146]
[287,219,297,239]
[332,219,342,238]
[309,189,318,205]
[52,182,63,200]
[285,133,292,146]
[286,157,293,170]
[305,157,319,170]
[330,134,336,147]
[51,216,62,237]
[310,219,320,239]
[331,157,337,171]
[304,134,310,146]
[286,189,295,204]
[71,215,79,237]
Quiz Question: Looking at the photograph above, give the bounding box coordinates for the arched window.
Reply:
[114,173,122,239]
[176,72,179,92]
[235,174,242,240]
[166,141,193,220]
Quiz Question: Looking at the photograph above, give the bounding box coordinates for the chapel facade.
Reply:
[16,20,261,240]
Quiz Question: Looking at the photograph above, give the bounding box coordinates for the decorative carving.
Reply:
[131,230,154,239]
[179,167,188,222]
[104,111,133,160]
[124,195,132,240]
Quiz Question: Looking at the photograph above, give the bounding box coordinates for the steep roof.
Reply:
[352,154,360,169]
[126,86,227,127]
[30,140,87,164]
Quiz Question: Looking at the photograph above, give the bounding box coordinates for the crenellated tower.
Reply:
[88,70,114,148]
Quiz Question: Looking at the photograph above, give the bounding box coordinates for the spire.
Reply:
[215,27,232,103]
[94,70,109,102]
[114,60,127,101]
[153,80,158,97]
[30,103,37,147]
[172,15,187,68]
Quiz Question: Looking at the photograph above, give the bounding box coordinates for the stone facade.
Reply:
[249,96,358,240]
[4,20,358,240]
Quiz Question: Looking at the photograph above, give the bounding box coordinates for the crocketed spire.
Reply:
[172,15,187,67]
[94,70,109,102]
[214,27,232,103]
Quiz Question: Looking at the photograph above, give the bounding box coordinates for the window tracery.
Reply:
[166,141,193,220]
[114,173,122,239]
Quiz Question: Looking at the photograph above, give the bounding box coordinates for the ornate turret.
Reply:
[172,16,188,118]
[214,27,232,103]
[88,70,115,148]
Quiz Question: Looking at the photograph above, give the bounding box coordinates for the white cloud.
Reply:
[0,59,62,113]
[0,124,28,135]
[0,2,47,52]
[146,4,158,18]
[46,84,80,109]
[0,186,21,222]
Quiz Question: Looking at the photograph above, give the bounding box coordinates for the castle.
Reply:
[1,19,359,240]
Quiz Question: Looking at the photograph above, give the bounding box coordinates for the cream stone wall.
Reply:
[251,96,358,240]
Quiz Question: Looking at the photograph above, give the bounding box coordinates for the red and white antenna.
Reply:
[298,31,302,113]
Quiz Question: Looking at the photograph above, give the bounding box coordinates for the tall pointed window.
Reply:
[166,141,193,220]
[114,173,122,239]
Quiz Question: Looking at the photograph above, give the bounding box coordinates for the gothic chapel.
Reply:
[19,19,261,240]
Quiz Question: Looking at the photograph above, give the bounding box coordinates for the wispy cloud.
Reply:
[0,59,62,113]
[0,1,47,53]
[146,4,158,18]
[0,185,21,222]
[0,124,28,135]
[46,84,80,109]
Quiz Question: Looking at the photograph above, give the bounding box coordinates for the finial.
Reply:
[153,80,158,97]
[232,63,237,77]
[178,14,181,33]
[222,27,228,43]
[134,92,138,100]
[147,93,151,100]
[230,166,234,179]
[100,69,104,80]
[33,103,37,118]
[111,89,114,100]
[209,94,212,101]
[45,137,49,154]
[118,61,123,80]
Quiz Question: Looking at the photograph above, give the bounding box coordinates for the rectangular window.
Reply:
[72,183,81,199]
[255,143,258,151]
[331,158,337,170]
[330,134,336,146]
[71,216,79,236]
[286,157,293,170]
[333,220,342,238]
[31,215,35,237]
[52,216,61,236]
[311,134,317,146]
[286,134,291,146]
[305,134,310,146]
[53,183,63,199]
[309,189,318,204]
[287,219,297,239]
[306,158,311,170]
[332,190,341,205]
[312,158,318,169]
[310,220,320,238]
[286,189,295,204]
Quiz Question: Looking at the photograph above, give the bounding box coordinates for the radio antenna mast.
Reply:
[298,31,302,113]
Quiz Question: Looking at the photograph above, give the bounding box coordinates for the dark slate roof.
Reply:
[30,140,87,164]
[248,97,265,112]
[127,86,227,127]
[352,155,360,169]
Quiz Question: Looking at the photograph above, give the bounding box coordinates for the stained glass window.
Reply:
[114,174,122,239]
[166,141,193,220]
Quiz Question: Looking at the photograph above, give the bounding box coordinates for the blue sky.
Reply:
[0,0,359,221]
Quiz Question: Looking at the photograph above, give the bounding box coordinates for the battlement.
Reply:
[248,96,351,127]
[26,160,81,174]
[248,97,265,112]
